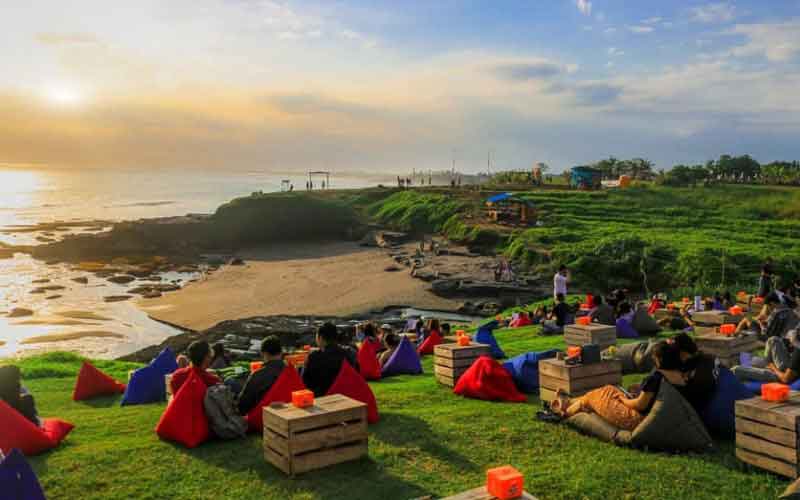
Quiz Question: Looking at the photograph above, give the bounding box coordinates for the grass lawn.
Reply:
[9,326,791,500]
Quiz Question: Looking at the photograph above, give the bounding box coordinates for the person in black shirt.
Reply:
[302,322,360,397]
[542,293,571,334]
[0,365,40,426]
[237,336,286,415]
[669,333,717,413]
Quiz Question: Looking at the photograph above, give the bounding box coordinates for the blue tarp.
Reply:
[0,449,46,500]
[121,347,178,406]
[502,350,559,393]
[381,337,423,377]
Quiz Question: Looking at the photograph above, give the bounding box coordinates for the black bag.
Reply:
[581,343,601,364]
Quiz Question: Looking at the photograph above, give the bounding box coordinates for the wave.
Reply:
[105,201,176,208]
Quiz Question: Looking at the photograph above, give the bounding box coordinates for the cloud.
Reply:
[575,0,592,16]
[492,60,572,81]
[690,3,736,23]
[36,32,101,45]
[607,47,624,57]
[339,29,378,48]
[628,25,655,34]
[642,17,663,25]
[729,21,800,62]
[572,83,623,106]
[604,27,617,34]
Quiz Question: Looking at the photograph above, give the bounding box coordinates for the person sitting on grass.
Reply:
[0,365,40,426]
[732,333,800,384]
[647,294,665,315]
[237,336,285,415]
[669,333,717,413]
[736,293,798,339]
[209,342,232,370]
[441,323,452,339]
[551,342,686,431]
[170,341,222,395]
[378,333,401,367]
[531,306,548,325]
[542,293,570,335]
[302,322,360,397]
[589,295,615,326]
[510,311,532,328]
[657,303,694,332]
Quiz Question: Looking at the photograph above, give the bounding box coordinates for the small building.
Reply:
[570,166,602,190]
[485,193,535,224]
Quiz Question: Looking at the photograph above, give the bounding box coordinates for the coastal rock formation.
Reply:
[107,275,136,284]
[7,307,34,318]
[72,277,89,284]
[104,295,132,303]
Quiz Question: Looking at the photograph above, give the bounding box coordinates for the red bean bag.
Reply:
[155,370,209,448]
[453,356,527,403]
[326,360,379,424]
[357,341,382,381]
[245,364,305,432]
[0,401,74,456]
[417,330,443,355]
[72,361,126,401]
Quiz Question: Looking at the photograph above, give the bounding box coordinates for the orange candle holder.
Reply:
[456,330,466,337]
[762,383,790,402]
[457,335,471,346]
[567,346,582,358]
[576,316,591,326]
[728,306,743,316]
[250,361,264,373]
[487,466,524,500]
[291,389,315,408]
[719,324,736,336]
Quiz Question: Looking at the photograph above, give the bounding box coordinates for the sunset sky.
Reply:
[2,1,800,173]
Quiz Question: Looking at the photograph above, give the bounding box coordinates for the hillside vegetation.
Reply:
[365,184,800,295]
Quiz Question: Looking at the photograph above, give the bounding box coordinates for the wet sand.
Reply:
[20,330,124,344]
[140,241,460,331]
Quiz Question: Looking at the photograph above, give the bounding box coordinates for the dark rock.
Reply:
[107,275,136,284]
[30,288,47,294]
[7,307,34,318]
[31,279,50,284]
[104,295,132,302]
[71,277,89,284]
[384,265,401,272]
[229,257,245,266]
[45,295,62,300]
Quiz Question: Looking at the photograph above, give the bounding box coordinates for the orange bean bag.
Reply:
[417,330,443,355]
[326,360,379,424]
[155,370,210,448]
[453,356,527,403]
[357,341,382,381]
[0,401,74,456]
[245,364,305,432]
[72,361,126,401]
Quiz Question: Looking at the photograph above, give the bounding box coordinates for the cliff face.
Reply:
[29,193,364,262]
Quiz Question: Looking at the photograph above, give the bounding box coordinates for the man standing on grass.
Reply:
[554,264,568,300]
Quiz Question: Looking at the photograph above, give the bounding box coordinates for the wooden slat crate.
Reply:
[653,308,679,321]
[695,333,762,368]
[692,310,743,326]
[263,394,368,476]
[440,486,538,500]
[563,324,617,350]
[538,358,622,403]
[433,343,491,387]
[736,392,800,478]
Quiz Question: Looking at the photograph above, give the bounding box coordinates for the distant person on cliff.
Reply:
[0,365,40,426]
[542,293,570,334]
[237,336,285,415]
[303,322,360,397]
[379,333,400,367]
[170,341,221,395]
[553,265,568,299]
[209,342,232,370]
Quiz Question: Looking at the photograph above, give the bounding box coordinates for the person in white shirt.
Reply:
[553,265,568,299]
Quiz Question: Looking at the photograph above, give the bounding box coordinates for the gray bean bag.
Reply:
[566,380,713,452]
[612,341,655,374]
[632,306,661,335]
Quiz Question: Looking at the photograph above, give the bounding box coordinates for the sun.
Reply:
[43,85,85,107]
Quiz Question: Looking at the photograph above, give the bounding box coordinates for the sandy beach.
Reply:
[139,241,461,331]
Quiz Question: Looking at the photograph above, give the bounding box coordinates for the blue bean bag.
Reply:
[121,348,178,406]
[381,337,423,377]
[700,366,756,437]
[502,350,559,393]
[0,449,46,500]
[474,324,506,359]
[615,318,639,339]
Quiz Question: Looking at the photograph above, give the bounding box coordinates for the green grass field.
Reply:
[12,327,790,500]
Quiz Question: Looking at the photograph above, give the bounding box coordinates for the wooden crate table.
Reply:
[736,392,800,478]
[434,343,491,387]
[653,308,679,321]
[563,324,617,351]
[263,394,368,476]
[441,486,538,500]
[692,310,743,326]
[695,333,762,368]
[538,358,622,404]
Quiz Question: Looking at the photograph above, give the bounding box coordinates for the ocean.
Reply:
[0,166,386,359]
